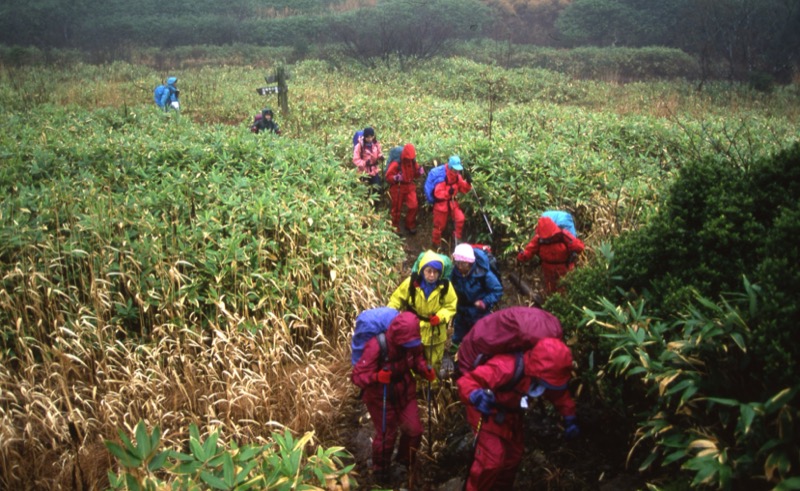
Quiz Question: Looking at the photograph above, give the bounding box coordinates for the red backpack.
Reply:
[456,306,564,377]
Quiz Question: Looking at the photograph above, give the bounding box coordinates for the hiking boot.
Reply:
[407,228,417,235]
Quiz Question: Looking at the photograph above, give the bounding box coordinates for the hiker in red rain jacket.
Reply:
[431,155,472,248]
[352,311,437,477]
[386,143,425,235]
[517,215,585,294]
[457,338,579,491]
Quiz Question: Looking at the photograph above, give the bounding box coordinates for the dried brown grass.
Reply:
[0,289,368,489]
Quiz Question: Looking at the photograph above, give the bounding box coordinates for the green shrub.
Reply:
[106,420,355,490]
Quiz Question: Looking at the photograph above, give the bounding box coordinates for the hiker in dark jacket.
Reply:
[352,312,436,477]
[450,243,503,348]
[457,337,579,491]
[517,215,585,294]
[251,108,281,135]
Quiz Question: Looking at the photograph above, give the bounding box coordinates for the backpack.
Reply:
[153,85,167,106]
[250,114,263,133]
[466,243,502,286]
[407,251,453,317]
[456,306,563,377]
[351,307,399,366]
[424,165,448,204]
[541,210,578,237]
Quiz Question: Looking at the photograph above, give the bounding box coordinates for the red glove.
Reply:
[429,315,440,327]
[517,251,528,263]
[421,366,436,382]
[475,300,486,310]
[377,369,392,384]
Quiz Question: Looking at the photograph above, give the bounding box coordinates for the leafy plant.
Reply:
[106,421,355,490]
[586,281,800,489]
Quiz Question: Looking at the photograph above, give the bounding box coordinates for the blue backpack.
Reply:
[424,165,448,204]
[153,85,167,106]
[351,307,399,366]
[352,130,363,148]
[542,210,578,237]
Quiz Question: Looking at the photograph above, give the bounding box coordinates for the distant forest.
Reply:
[1,0,799,82]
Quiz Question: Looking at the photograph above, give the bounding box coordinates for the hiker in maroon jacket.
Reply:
[517,215,585,294]
[457,337,579,491]
[352,311,437,477]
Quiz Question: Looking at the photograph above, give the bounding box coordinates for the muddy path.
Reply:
[335,192,645,490]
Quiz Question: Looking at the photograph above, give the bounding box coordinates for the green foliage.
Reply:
[105,421,355,490]
[585,283,800,489]
[608,143,800,386]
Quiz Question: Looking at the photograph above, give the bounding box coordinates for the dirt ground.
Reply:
[335,193,647,490]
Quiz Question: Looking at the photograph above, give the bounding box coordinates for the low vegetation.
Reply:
[0,55,798,488]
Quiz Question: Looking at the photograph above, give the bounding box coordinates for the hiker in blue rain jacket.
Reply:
[155,76,180,111]
[450,243,504,347]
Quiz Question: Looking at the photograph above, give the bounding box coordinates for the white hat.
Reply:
[453,243,475,263]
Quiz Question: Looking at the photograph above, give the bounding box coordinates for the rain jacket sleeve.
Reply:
[480,269,503,309]
[518,234,541,262]
[387,277,413,311]
[352,337,381,388]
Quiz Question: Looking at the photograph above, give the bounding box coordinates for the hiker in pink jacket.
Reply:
[353,126,384,201]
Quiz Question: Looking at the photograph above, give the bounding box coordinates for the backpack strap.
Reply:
[498,352,524,392]
[377,332,389,366]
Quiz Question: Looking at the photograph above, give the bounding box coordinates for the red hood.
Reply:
[386,311,422,348]
[523,337,573,387]
[445,164,459,183]
[537,216,561,239]
[401,143,416,161]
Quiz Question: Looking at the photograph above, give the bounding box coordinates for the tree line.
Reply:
[1,0,798,82]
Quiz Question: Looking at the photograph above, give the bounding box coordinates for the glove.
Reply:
[468,389,495,416]
[517,251,528,263]
[393,174,401,183]
[475,300,486,311]
[377,369,392,385]
[429,315,440,327]
[564,415,580,439]
[462,169,472,184]
[418,166,425,176]
[421,365,437,382]
[568,251,578,264]
[448,187,455,196]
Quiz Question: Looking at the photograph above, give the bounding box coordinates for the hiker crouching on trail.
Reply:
[450,243,503,350]
[353,126,384,199]
[517,215,585,295]
[250,107,281,135]
[352,312,437,478]
[432,156,472,248]
[386,143,424,235]
[388,251,457,371]
[457,338,579,491]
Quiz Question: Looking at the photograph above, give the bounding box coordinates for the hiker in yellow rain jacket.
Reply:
[388,250,458,371]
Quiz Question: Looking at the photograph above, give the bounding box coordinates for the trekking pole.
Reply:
[470,187,494,237]
[426,330,435,458]
[382,382,389,483]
